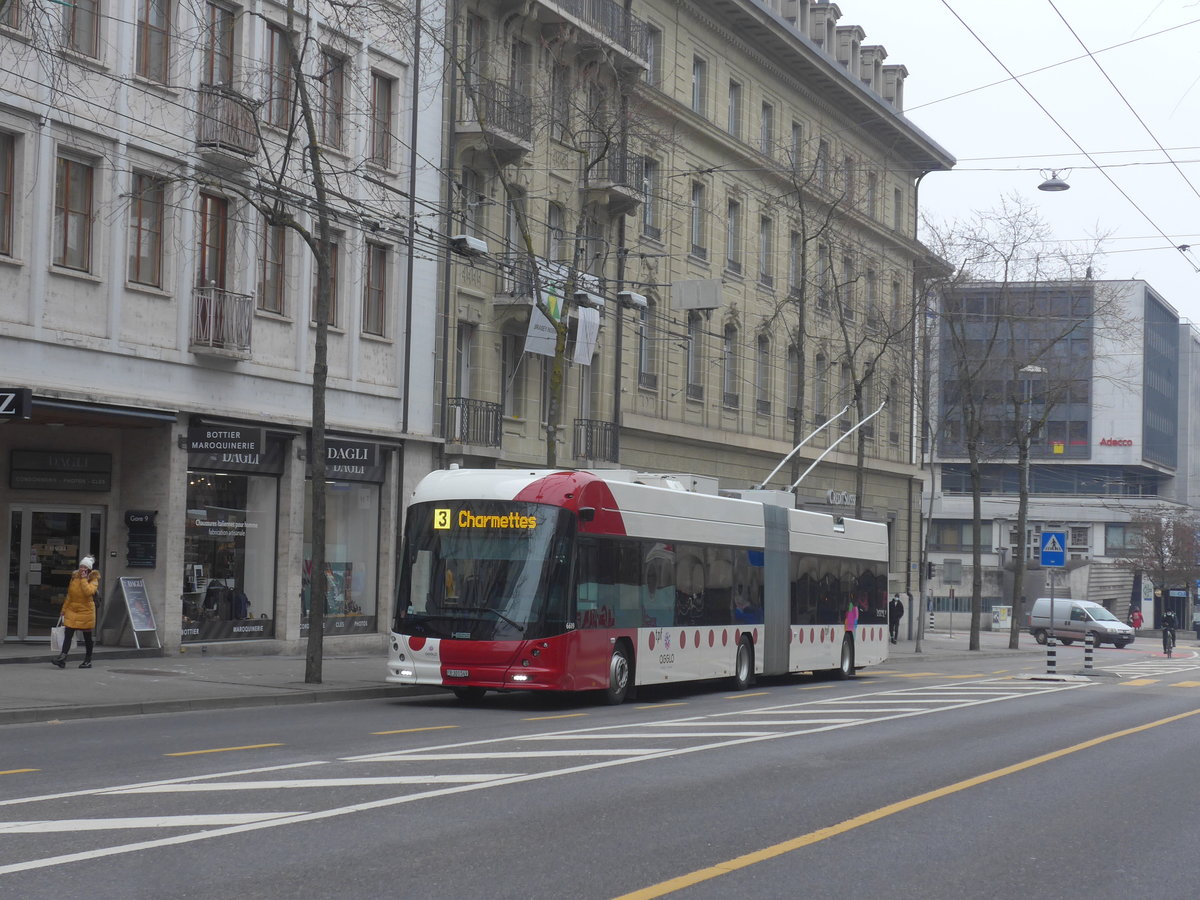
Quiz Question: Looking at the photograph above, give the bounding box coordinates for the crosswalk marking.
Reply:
[0,814,300,833]
[108,775,519,792]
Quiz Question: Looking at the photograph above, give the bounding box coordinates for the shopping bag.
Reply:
[50,618,66,654]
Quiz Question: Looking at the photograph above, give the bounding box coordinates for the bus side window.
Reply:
[409,550,434,614]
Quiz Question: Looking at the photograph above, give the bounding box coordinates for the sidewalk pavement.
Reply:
[0,627,1102,726]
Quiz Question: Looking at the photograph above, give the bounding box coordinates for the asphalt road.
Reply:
[3,651,1199,899]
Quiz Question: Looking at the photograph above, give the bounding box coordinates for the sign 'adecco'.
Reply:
[1098,438,1133,447]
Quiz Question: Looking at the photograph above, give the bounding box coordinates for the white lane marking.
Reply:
[787,706,930,713]
[0,679,1088,876]
[109,775,523,793]
[354,750,660,761]
[0,762,328,809]
[0,814,301,833]
[523,732,773,739]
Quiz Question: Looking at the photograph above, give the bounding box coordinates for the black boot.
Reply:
[79,660,92,668]
[51,654,66,669]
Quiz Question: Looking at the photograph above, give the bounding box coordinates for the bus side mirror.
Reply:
[579,507,596,522]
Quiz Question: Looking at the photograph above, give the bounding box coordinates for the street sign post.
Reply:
[1041,532,1066,674]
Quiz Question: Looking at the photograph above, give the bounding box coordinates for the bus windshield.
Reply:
[394,501,572,641]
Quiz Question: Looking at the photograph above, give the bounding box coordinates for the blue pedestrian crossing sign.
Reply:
[1040,531,1066,567]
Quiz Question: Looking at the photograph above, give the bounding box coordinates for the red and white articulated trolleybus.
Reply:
[387,468,890,703]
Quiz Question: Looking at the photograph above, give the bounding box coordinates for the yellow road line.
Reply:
[1119,679,1159,687]
[635,702,688,710]
[0,769,39,775]
[164,743,284,757]
[523,713,587,721]
[799,685,833,690]
[372,725,459,735]
[612,708,1200,900]
[889,673,942,678]
[724,692,770,699]
[1171,681,1200,688]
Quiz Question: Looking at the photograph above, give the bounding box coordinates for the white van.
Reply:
[1027,598,1134,648]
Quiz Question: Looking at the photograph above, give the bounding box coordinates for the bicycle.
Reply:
[1163,627,1176,658]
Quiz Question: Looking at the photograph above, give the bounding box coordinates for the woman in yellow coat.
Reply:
[54,556,100,669]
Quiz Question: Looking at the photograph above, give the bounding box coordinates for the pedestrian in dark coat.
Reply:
[888,593,905,644]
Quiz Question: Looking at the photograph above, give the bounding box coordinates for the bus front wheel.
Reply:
[604,644,632,705]
[452,686,486,703]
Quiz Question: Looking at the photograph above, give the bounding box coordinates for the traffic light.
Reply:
[926,561,936,580]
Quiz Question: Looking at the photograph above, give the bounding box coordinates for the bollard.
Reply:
[929,609,935,632]
[1084,631,1094,671]
[1046,637,1057,675]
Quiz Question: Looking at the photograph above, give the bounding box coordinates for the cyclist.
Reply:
[1162,609,1177,657]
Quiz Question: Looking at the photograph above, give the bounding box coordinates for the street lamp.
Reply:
[1018,364,1046,635]
[1037,170,1071,192]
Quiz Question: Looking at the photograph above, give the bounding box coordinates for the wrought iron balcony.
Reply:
[584,149,644,214]
[196,85,257,160]
[544,0,650,66]
[190,285,253,358]
[573,418,618,462]
[457,76,533,156]
[447,397,502,448]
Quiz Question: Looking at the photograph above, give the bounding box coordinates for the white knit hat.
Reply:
[80,556,95,570]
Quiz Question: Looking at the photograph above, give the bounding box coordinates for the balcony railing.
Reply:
[190,285,253,357]
[584,149,645,213]
[446,397,503,447]
[574,418,618,462]
[196,85,257,158]
[553,0,650,60]
[458,77,533,149]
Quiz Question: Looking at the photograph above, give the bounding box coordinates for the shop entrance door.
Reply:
[5,506,104,642]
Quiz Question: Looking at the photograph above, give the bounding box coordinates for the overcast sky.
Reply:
[846,0,1200,322]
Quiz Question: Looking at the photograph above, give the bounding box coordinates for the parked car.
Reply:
[1028,598,1134,648]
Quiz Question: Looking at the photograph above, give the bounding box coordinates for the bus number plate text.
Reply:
[446,669,470,678]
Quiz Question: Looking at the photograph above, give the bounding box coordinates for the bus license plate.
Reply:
[446,669,469,678]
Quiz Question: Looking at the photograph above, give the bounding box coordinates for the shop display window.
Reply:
[182,471,278,641]
[302,479,380,636]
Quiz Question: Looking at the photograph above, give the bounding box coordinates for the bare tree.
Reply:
[924,196,1124,650]
[1114,509,1200,617]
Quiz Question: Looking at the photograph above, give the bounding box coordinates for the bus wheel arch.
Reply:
[604,639,634,704]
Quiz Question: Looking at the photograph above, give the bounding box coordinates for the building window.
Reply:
[892,278,903,328]
[363,242,387,336]
[722,323,739,408]
[842,154,854,201]
[135,0,170,83]
[1069,526,1090,549]
[790,121,802,169]
[888,377,901,444]
[1,0,20,29]
[502,332,526,417]
[258,223,286,314]
[788,230,800,295]
[319,50,346,149]
[311,235,339,326]
[727,80,741,137]
[302,475,380,630]
[760,102,774,155]
[786,345,800,421]
[645,25,663,86]
[546,202,565,261]
[128,172,164,288]
[755,334,770,414]
[866,171,878,218]
[266,24,292,128]
[0,133,14,257]
[638,299,658,390]
[813,352,828,422]
[839,254,855,320]
[725,199,742,274]
[816,139,830,187]
[550,64,570,142]
[642,158,660,239]
[64,0,99,57]
[758,216,773,286]
[817,244,830,308]
[53,156,94,271]
[686,311,703,400]
[689,181,707,259]
[196,192,228,287]
[202,1,234,86]
[459,167,482,236]
[932,521,993,551]
[368,72,394,166]
[691,56,707,115]
[893,186,904,231]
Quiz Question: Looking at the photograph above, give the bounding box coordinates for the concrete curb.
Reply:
[0,685,442,726]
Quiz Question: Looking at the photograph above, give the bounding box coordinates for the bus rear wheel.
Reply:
[731,637,753,690]
[834,636,855,680]
[604,644,632,705]
[451,686,486,703]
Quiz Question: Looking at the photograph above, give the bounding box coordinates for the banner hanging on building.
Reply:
[573,306,601,364]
